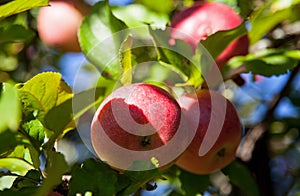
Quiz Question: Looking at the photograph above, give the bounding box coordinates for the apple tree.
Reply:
[0,0,299,195]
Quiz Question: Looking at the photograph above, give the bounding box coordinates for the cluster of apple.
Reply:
[37,1,247,174]
[91,83,242,174]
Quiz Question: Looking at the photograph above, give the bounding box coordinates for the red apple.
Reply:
[91,83,183,171]
[170,2,249,69]
[37,0,90,52]
[176,89,242,174]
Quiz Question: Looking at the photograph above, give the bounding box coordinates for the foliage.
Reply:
[0,0,299,195]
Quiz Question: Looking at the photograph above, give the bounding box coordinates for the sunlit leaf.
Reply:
[0,0,49,20]
[136,0,174,14]
[112,4,169,38]
[120,36,133,85]
[22,119,45,146]
[18,72,73,123]
[79,1,129,79]
[0,52,18,71]
[0,158,34,175]
[0,83,21,132]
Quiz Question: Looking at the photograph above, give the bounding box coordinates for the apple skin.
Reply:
[170,2,249,69]
[90,83,182,171]
[176,89,242,174]
[37,0,90,52]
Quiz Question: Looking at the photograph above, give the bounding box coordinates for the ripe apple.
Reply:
[37,0,90,52]
[170,2,249,69]
[176,89,242,174]
[90,83,182,171]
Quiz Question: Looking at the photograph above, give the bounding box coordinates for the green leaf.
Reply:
[0,131,25,157]
[0,83,21,132]
[0,158,34,175]
[0,25,35,44]
[0,52,18,71]
[0,0,49,20]
[112,4,169,38]
[35,151,69,196]
[22,119,45,146]
[79,1,129,79]
[249,2,300,45]
[7,145,40,170]
[69,159,120,196]
[136,0,174,14]
[45,86,105,133]
[11,169,41,191]
[43,86,105,153]
[237,0,254,18]
[120,36,133,85]
[178,168,210,195]
[245,56,298,76]
[222,161,259,196]
[149,27,202,87]
[0,187,38,196]
[119,161,161,195]
[200,23,248,60]
[18,72,73,124]
[227,49,299,76]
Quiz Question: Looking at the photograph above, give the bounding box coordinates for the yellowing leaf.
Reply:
[120,36,133,85]
[0,0,49,20]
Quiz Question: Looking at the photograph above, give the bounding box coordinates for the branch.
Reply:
[237,63,300,161]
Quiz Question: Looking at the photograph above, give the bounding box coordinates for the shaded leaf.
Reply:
[0,25,34,44]
[178,168,210,195]
[227,49,299,76]
[79,1,129,79]
[237,0,254,18]
[11,169,41,191]
[222,161,259,196]
[200,23,248,60]
[249,2,300,45]
[35,151,69,196]
[0,187,38,196]
[69,159,120,196]
[0,83,21,132]
[149,27,202,87]
[120,161,161,195]
[0,131,25,157]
